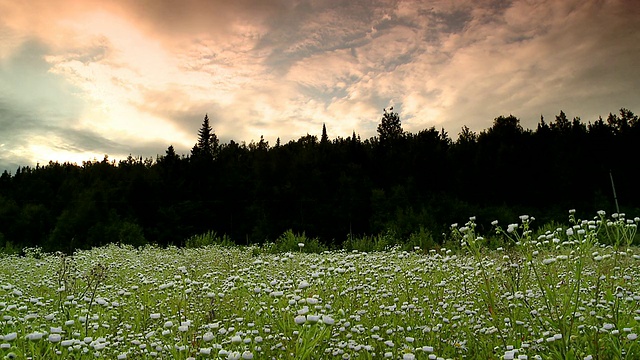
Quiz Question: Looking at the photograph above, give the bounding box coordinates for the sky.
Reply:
[1,0,639,172]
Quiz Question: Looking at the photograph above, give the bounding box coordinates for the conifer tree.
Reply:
[192,114,219,159]
[321,123,329,144]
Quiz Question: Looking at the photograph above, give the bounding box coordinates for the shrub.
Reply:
[264,229,327,254]
[185,231,234,248]
[343,230,397,252]
[404,226,437,251]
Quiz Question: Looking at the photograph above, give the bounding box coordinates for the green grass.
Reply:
[1,211,639,359]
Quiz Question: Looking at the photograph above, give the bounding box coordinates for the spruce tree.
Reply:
[192,114,219,159]
[321,123,329,144]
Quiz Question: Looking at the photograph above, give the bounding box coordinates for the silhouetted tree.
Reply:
[192,114,219,159]
[321,123,329,144]
[377,107,403,143]
[457,125,477,145]
[551,110,571,134]
[2,107,640,253]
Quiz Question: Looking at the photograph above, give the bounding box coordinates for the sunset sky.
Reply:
[1,0,639,172]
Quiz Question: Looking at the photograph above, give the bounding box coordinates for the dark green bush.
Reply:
[185,231,234,248]
[263,229,327,254]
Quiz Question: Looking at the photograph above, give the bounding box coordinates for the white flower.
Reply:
[542,258,556,265]
[322,315,335,325]
[627,333,638,340]
[297,306,309,315]
[48,334,62,343]
[231,335,242,344]
[294,315,306,325]
[61,340,74,347]
[3,333,17,342]
[491,220,499,226]
[26,332,43,341]
[203,332,214,342]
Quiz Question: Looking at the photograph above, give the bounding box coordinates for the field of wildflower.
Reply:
[1,211,639,360]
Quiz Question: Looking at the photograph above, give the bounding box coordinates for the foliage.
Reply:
[0,108,639,252]
[263,229,327,254]
[342,229,399,252]
[1,213,640,359]
[185,231,234,248]
[342,233,381,252]
[376,107,404,143]
[0,235,21,255]
[405,225,437,251]
[191,114,219,159]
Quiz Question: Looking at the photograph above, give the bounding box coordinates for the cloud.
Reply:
[374,0,640,135]
[0,39,86,170]
[0,35,184,171]
[1,0,640,171]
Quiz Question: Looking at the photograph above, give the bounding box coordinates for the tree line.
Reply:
[1,109,639,253]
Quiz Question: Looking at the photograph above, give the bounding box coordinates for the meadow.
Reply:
[1,211,639,359]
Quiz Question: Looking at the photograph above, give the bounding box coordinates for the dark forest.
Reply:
[1,108,639,253]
